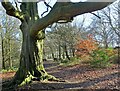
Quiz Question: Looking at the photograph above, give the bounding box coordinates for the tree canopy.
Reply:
[2,0,116,36]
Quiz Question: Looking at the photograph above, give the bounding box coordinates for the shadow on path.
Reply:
[19,72,119,90]
[18,61,119,90]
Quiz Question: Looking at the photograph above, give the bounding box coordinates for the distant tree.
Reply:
[89,2,119,48]
[100,3,120,46]
[44,34,56,59]
[89,14,115,48]
[45,23,84,60]
[0,8,21,69]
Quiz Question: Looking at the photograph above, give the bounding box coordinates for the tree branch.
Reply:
[1,0,24,21]
[30,1,116,37]
[31,3,62,36]
[90,12,101,19]
[59,2,114,20]
[41,1,52,17]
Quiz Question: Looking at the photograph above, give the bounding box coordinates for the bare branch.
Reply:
[14,1,19,11]
[90,12,101,19]
[41,1,52,17]
[1,0,24,21]
[30,1,116,36]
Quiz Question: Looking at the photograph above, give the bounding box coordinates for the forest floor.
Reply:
[1,61,120,91]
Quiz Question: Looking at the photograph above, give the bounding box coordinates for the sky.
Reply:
[0,0,119,47]
[38,0,93,28]
[37,0,118,27]
[0,0,93,31]
[0,0,118,28]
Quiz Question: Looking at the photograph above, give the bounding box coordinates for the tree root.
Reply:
[32,74,59,82]
[2,73,65,91]
[39,74,66,82]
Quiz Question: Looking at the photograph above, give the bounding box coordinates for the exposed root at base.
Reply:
[32,74,59,82]
[45,75,66,82]
[2,74,65,91]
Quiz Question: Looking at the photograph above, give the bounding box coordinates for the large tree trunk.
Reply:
[1,21,58,91]
[9,22,58,86]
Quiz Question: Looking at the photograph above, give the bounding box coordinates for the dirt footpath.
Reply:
[1,61,119,90]
[44,61,119,89]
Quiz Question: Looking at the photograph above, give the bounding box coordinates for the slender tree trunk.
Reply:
[104,41,108,49]
[64,43,70,60]
[48,45,55,59]
[52,53,55,60]
[58,43,61,60]
[72,48,75,57]
[1,37,5,69]
[104,38,108,49]
[51,48,55,60]
[8,39,12,68]
[62,49,65,59]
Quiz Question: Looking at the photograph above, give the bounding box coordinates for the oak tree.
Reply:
[1,0,116,89]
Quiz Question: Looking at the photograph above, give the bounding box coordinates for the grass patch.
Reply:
[0,67,18,73]
[60,57,81,66]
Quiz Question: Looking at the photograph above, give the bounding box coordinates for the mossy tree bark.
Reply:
[2,2,57,89]
[12,23,49,86]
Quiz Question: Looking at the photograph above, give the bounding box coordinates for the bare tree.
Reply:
[0,7,21,69]
[89,16,115,48]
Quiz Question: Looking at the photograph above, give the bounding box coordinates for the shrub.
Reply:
[106,48,118,64]
[75,34,98,63]
[90,48,116,68]
[75,34,98,57]
[105,48,117,58]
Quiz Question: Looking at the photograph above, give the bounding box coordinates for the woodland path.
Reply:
[1,60,119,90]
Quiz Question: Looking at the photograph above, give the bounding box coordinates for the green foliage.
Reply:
[0,69,8,73]
[1,66,18,73]
[60,57,81,66]
[90,49,112,68]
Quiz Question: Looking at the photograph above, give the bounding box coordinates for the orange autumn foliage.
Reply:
[75,34,98,57]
